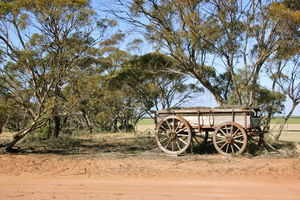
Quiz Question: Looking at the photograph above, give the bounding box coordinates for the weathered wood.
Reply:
[154,106,263,155]
[155,107,261,130]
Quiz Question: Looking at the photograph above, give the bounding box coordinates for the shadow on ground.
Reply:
[0,132,298,158]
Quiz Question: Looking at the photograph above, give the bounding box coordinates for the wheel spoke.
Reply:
[176,139,181,150]
[232,128,239,137]
[230,125,233,135]
[176,127,187,134]
[177,134,188,138]
[166,120,172,131]
[217,135,225,138]
[220,128,227,136]
[225,143,229,153]
[220,142,227,150]
[230,144,235,153]
[172,141,175,151]
[178,137,187,145]
[234,143,241,151]
[225,125,230,135]
[234,140,244,144]
[159,137,169,144]
[216,139,226,144]
[173,117,175,130]
[174,121,182,132]
[164,138,172,149]
[233,135,243,139]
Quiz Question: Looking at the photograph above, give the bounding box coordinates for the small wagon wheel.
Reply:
[155,115,192,155]
[213,122,247,155]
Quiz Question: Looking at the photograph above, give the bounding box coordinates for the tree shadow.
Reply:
[0,136,158,156]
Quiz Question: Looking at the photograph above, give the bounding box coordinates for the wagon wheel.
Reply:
[155,115,192,155]
[213,122,247,155]
[190,131,208,153]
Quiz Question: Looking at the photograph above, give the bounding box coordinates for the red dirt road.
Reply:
[0,154,299,200]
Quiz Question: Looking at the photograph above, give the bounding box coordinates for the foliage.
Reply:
[256,87,286,116]
[111,0,297,108]
[111,52,204,116]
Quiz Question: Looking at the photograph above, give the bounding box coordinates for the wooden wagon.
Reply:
[154,106,263,155]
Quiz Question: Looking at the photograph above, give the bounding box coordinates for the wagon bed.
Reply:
[154,106,263,155]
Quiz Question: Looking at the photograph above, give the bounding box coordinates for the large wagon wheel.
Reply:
[155,115,192,155]
[213,122,247,155]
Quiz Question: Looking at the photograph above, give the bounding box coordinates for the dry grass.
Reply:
[0,123,299,157]
[0,131,159,157]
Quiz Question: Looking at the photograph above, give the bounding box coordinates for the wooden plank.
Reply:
[154,107,262,130]
[156,113,261,129]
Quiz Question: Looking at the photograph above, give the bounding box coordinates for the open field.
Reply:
[271,117,300,124]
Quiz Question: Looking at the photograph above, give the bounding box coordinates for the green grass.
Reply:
[271,117,300,124]
[138,118,155,125]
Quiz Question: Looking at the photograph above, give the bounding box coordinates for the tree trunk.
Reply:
[248,62,264,107]
[275,103,297,141]
[4,119,49,151]
[5,127,33,151]
[0,117,8,134]
[53,116,61,138]
[82,111,93,133]
[265,78,277,133]
[192,69,226,106]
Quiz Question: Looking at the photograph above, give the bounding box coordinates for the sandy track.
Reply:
[0,154,299,200]
[1,176,299,200]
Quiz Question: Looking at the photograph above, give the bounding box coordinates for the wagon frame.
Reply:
[154,107,264,155]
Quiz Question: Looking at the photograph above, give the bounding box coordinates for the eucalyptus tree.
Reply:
[113,52,204,118]
[266,0,300,140]
[269,55,300,140]
[0,0,114,150]
[109,0,296,107]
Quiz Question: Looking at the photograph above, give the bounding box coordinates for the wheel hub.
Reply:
[225,135,234,144]
[167,131,177,140]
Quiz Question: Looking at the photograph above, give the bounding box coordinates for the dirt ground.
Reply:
[0,153,299,200]
[0,123,300,200]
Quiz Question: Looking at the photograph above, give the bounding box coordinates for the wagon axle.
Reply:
[225,135,234,144]
[167,130,178,140]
